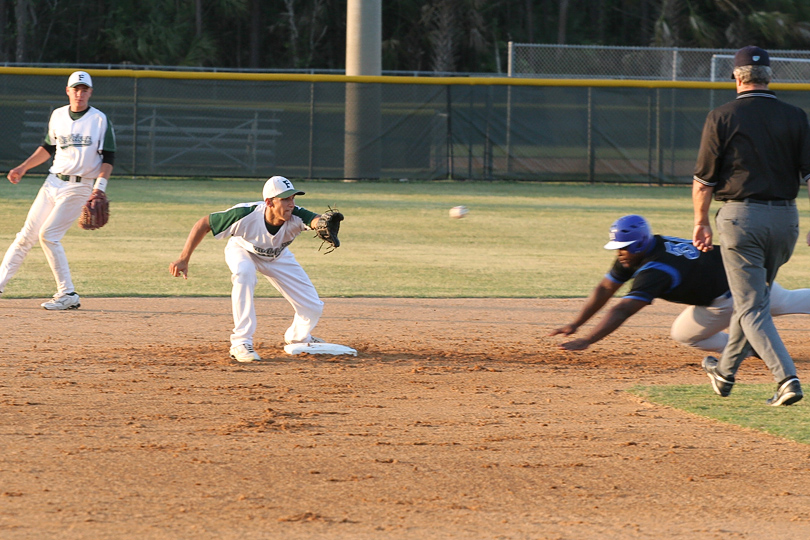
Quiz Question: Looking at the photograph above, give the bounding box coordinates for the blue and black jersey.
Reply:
[607,235,729,306]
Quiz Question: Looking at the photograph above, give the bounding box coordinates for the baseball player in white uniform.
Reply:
[1,70,115,309]
[169,176,328,362]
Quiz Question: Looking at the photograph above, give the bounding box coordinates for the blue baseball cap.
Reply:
[731,46,769,78]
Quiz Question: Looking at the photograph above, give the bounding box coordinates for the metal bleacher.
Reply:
[20,101,282,176]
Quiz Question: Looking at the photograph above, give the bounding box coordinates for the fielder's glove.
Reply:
[314,208,343,253]
[78,191,110,230]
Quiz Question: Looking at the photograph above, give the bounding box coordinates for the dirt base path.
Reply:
[1,298,809,539]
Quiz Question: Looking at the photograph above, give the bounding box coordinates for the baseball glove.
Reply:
[314,208,343,253]
[78,191,110,230]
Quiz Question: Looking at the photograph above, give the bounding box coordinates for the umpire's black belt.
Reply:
[726,198,795,207]
[55,173,88,183]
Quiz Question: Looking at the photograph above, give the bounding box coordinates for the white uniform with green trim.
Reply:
[0,105,115,296]
[209,201,324,347]
[47,106,114,179]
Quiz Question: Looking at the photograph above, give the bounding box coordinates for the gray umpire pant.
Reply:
[716,199,799,382]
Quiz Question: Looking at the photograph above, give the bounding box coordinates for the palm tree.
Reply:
[421,0,489,73]
[652,0,810,49]
[423,0,458,71]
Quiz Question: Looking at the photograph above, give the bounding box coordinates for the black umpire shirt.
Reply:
[693,90,810,201]
[607,236,729,307]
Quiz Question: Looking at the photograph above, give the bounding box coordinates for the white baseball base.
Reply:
[283,342,358,356]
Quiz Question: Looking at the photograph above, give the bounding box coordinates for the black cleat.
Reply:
[766,377,803,407]
[702,356,734,397]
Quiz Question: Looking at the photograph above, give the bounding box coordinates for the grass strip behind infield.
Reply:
[1,178,809,298]
[630,384,810,444]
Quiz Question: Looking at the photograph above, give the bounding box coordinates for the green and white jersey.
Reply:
[209,202,318,260]
[45,105,116,179]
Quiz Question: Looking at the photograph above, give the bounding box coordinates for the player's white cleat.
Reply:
[229,343,261,362]
[286,336,326,345]
[41,292,81,310]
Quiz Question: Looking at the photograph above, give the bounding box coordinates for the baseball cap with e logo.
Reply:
[263,176,305,200]
[67,71,93,88]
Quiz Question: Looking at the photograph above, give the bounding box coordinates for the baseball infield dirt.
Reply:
[1,297,809,539]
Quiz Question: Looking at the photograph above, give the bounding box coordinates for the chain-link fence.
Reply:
[508,44,810,82]
[2,69,809,183]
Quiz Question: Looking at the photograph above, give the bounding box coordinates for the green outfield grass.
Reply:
[1,177,809,298]
[631,384,809,443]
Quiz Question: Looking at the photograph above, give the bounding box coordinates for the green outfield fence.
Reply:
[2,68,810,183]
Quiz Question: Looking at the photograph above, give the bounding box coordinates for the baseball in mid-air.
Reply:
[449,205,469,219]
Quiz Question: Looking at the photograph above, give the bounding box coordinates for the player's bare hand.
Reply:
[806,230,810,246]
[7,167,24,184]
[549,324,577,337]
[692,224,713,252]
[169,260,188,279]
[558,338,591,351]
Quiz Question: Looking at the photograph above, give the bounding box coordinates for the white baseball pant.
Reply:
[0,174,91,295]
[225,240,324,347]
[670,282,810,353]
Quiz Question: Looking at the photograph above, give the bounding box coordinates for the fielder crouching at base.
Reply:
[169,176,336,363]
[550,214,810,364]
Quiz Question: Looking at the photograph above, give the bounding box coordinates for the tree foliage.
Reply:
[0,0,808,72]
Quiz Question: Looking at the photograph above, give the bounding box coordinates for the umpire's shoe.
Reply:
[41,292,80,310]
[767,377,803,407]
[230,343,261,363]
[702,356,734,397]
